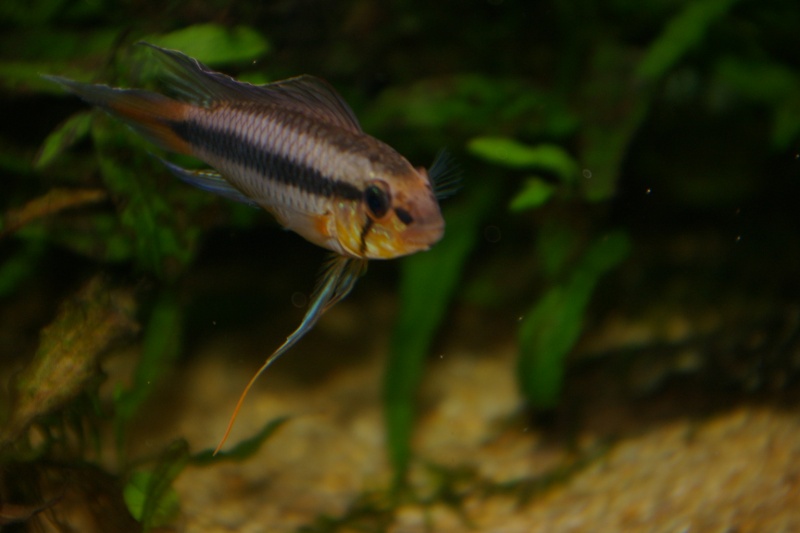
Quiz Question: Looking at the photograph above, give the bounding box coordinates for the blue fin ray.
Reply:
[213,255,368,454]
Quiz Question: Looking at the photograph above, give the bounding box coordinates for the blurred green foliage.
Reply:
[0,0,798,528]
[385,179,499,485]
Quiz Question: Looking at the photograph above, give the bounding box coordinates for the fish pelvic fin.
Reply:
[43,75,192,155]
[213,255,368,456]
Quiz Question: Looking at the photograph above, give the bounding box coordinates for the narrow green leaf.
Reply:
[384,179,498,485]
[192,416,289,465]
[578,43,651,203]
[517,231,630,408]
[468,137,578,182]
[637,0,739,81]
[509,177,556,212]
[114,292,182,447]
[124,440,190,530]
[34,111,93,169]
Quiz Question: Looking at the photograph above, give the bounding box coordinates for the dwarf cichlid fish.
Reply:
[45,43,457,454]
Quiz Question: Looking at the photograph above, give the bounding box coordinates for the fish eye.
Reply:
[364,181,390,219]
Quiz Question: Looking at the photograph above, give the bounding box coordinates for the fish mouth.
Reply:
[400,222,445,251]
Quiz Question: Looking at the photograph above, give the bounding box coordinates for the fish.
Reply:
[44,43,459,454]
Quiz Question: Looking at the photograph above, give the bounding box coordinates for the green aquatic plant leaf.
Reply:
[509,178,556,212]
[637,0,740,82]
[714,58,800,149]
[578,43,650,202]
[92,120,200,280]
[384,179,497,485]
[192,416,289,465]
[34,111,93,169]
[468,137,578,182]
[536,220,581,280]
[363,75,576,151]
[518,231,630,408]
[144,24,270,66]
[114,292,182,449]
[124,440,189,530]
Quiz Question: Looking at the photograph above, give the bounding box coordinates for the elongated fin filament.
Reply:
[214,255,367,455]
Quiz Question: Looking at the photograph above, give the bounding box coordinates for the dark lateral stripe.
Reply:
[169,119,362,201]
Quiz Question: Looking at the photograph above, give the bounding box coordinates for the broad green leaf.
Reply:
[637,0,740,81]
[145,24,270,66]
[509,177,556,212]
[124,440,189,530]
[518,231,630,408]
[124,471,178,525]
[35,111,93,168]
[384,179,498,485]
[468,137,578,182]
[192,416,289,465]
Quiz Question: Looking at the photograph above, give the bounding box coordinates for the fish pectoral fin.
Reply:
[156,157,257,206]
[428,149,462,200]
[213,255,368,455]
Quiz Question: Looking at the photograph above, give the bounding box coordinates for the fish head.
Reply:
[333,167,445,259]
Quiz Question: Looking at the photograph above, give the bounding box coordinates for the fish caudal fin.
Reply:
[43,75,192,155]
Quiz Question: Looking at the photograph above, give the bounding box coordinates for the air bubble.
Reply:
[291,291,308,308]
[484,225,501,243]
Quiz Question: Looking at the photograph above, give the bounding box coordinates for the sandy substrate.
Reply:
[129,331,800,533]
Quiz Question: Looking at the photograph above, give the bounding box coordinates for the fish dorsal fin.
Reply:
[138,42,363,133]
[261,75,363,133]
